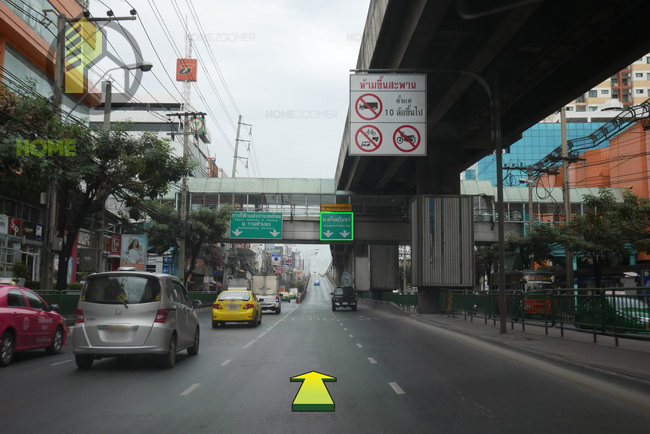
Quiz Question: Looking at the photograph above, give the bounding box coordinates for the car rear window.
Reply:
[218,291,251,301]
[83,275,161,304]
[334,287,355,296]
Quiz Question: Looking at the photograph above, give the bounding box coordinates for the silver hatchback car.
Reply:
[73,271,201,369]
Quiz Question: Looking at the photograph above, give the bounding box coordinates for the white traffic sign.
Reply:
[349,74,426,156]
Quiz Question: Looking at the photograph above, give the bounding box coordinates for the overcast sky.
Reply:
[88,0,370,179]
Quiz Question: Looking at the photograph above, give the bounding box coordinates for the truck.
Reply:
[226,278,251,291]
[252,275,282,314]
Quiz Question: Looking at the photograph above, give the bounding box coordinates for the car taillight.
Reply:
[154,309,169,323]
[213,303,222,309]
[275,296,279,303]
[76,309,84,323]
[243,303,254,309]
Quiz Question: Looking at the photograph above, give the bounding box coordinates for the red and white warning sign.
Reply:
[349,74,426,156]
[393,125,421,152]
[355,93,382,121]
[355,125,382,153]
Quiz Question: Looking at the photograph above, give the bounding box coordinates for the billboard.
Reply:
[121,234,148,271]
[176,58,198,81]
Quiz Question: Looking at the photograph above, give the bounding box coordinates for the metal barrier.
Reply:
[439,288,650,345]
[35,290,82,320]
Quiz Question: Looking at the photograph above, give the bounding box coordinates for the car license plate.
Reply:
[227,304,239,310]
[342,302,348,305]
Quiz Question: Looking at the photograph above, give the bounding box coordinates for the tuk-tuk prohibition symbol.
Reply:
[355,125,382,152]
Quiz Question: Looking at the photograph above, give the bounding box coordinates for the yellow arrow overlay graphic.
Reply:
[290,371,337,411]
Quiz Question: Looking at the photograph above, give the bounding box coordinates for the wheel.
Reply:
[1,331,15,367]
[75,355,94,370]
[332,305,336,311]
[160,334,177,369]
[276,307,281,314]
[187,327,200,356]
[258,313,262,325]
[46,327,64,355]
[212,320,219,329]
[352,305,357,311]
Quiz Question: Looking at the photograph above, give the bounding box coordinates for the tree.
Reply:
[504,224,558,270]
[0,87,193,290]
[557,188,650,287]
[145,202,231,286]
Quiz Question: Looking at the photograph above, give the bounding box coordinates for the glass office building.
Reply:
[468,122,611,186]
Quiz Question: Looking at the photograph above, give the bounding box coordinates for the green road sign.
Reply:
[320,212,353,241]
[230,212,282,239]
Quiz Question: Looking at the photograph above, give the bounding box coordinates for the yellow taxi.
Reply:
[212,290,262,328]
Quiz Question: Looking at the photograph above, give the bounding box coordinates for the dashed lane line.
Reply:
[368,357,377,364]
[50,359,72,366]
[180,383,201,396]
[221,359,231,366]
[356,343,363,348]
[389,382,405,395]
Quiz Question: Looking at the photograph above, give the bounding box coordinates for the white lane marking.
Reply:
[291,317,295,321]
[356,343,363,348]
[221,359,231,366]
[389,382,405,395]
[349,334,354,338]
[257,332,267,338]
[243,339,257,349]
[368,357,377,364]
[344,328,348,331]
[180,383,201,396]
[50,359,72,366]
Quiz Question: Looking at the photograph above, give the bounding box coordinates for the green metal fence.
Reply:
[35,290,81,321]
[439,288,650,344]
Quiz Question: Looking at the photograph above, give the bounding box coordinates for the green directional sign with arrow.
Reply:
[290,371,337,411]
[229,212,282,239]
[320,212,353,241]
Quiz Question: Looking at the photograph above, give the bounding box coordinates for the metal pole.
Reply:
[232,115,242,178]
[179,111,189,283]
[561,107,574,289]
[493,76,507,334]
[528,167,533,234]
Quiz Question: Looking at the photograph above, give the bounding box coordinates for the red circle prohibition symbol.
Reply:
[355,125,382,153]
[393,125,421,152]
[354,93,383,121]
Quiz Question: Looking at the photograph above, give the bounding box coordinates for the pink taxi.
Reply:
[0,284,66,367]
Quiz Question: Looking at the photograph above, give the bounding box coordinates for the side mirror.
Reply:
[329,292,333,295]
[192,299,202,309]
[258,297,265,302]
[49,303,60,312]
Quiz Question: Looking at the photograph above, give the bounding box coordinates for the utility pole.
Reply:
[232,115,242,178]
[93,80,112,273]
[561,107,574,289]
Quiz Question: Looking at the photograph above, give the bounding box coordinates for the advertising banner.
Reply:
[121,234,148,271]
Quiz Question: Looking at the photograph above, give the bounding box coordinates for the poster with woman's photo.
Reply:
[120,234,148,270]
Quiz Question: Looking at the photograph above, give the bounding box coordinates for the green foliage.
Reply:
[24,280,41,290]
[0,84,195,290]
[11,262,28,278]
[67,283,83,291]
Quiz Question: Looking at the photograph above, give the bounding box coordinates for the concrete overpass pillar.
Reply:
[369,245,399,299]
[414,157,468,314]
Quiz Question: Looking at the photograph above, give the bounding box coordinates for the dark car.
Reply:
[331,286,357,311]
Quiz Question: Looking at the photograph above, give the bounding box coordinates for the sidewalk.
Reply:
[361,299,650,393]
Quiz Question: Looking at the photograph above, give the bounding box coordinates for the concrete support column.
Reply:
[369,245,399,299]
[414,154,463,314]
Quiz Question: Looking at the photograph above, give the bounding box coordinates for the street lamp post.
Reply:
[63,61,153,122]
